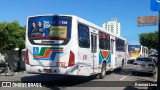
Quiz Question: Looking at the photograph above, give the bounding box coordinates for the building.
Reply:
[102,18,121,36]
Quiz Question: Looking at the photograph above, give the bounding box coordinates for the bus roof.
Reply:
[27,14,74,18]
[27,14,127,41]
[128,45,148,48]
[77,16,127,41]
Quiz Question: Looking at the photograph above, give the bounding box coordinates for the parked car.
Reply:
[132,57,154,75]
[127,59,135,64]
[149,54,158,66]
[149,54,158,83]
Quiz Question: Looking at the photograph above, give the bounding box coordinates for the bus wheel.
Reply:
[99,62,106,79]
[153,67,157,83]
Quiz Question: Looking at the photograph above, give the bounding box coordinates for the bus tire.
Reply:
[153,67,157,83]
[119,59,124,71]
[99,62,106,79]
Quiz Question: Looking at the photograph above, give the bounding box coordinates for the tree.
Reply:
[139,31,158,51]
[0,21,25,50]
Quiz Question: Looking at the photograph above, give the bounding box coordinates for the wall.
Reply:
[0,50,25,71]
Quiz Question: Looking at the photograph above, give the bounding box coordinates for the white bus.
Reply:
[25,15,128,79]
[128,45,148,60]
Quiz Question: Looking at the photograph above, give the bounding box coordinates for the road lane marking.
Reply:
[120,76,127,81]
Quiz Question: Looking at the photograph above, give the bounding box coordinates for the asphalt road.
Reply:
[0,64,155,90]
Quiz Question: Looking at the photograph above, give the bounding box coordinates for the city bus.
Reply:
[128,45,148,61]
[25,14,128,79]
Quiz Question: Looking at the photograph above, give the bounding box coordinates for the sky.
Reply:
[0,0,158,44]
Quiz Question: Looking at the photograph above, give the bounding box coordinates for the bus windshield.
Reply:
[27,16,72,45]
[128,45,141,53]
[136,58,152,62]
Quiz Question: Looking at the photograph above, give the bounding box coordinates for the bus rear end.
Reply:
[25,15,78,75]
[128,45,141,63]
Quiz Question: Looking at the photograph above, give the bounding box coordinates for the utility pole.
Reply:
[157,11,160,90]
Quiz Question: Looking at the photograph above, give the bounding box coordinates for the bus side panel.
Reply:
[116,51,125,67]
[77,25,94,76]
[99,50,111,71]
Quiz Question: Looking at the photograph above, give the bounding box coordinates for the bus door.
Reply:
[90,29,98,74]
[125,42,129,65]
[78,23,94,76]
[110,36,116,69]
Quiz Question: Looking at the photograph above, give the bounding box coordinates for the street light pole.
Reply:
[158,11,160,90]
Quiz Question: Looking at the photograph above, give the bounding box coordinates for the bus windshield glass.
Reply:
[27,16,72,45]
[128,45,141,53]
[136,58,152,62]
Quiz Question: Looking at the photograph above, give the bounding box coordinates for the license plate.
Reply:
[43,69,52,73]
[56,62,66,67]
[140,64,145,67]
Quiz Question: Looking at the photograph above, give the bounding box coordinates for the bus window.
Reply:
[78,23,90,48]
[111,39,114,54]
[27,16,72,45]
[91,34,97,53]
[99,32,110,50]
[106,34,110,50]
[99,32,106,49]
[116,38,125,52]
[128,45,141,53]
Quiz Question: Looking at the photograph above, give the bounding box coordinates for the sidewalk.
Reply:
[0,70,33,81]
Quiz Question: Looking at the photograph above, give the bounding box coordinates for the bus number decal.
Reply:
[83,55,87,60]
[56,62,66,66]
[118,54,123,58]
